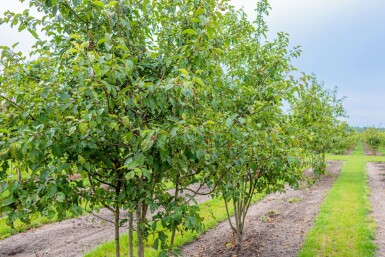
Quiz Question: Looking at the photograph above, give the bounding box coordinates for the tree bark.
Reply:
[169,174,180,251]
[114,207,121,257]
[236,228,243,250]
[136,204,145,257]
[128,211,134,257]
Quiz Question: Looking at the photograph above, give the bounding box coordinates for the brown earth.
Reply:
[367,162,385,257]
[182,161,343,257]
[0,184,212,257]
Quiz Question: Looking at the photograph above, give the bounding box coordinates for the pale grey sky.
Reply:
[1,0,385,127]
[232,0,385,127]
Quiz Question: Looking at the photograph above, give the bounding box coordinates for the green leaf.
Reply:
[72,0,81,6]
[226,118,233,127]
[182,29,196,35]
[28,28,39,39]
[56,192,66,202]
[193,77,205,87]
[45,0,52,7]
[21,109,30,120]
[196,149,205,159]
[97,38,106,45]
[108,1,119,7]
[18,24,26,32]
[48,184,57,197]
[179,68,189,77]
[204,120,215,125]
[0,128,10,134]
[93,1,105,8]
[78,122,88,134]
[153,238,159,250]
[123,159,139,170]
[141,136,155,152]
[170,127,178,138]
[194,8,205,17]
[65,116,77,121]
[191,18,201,23]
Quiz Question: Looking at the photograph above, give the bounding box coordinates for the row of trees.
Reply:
[0,0,354,256]
[363,128,385,151]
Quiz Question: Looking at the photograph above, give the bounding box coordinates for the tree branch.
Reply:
[0,94,36,121]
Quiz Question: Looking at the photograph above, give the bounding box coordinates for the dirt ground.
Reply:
[182,161,343,257]
[0,184,212,257]
[367,162,385,257]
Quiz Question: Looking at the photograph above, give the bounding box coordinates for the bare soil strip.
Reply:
[182,161,343,257]
[0,184,212,257]
[367,162,385,257]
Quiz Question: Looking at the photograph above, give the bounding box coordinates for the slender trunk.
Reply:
[114,207,121,257]
[128,211,134,257]
[224,197,237,247]
[236,228,243,248]
[136,204,145,257]
[242,181,256,228]
[322,152,326,171]
[224,198,235,229]
[114,164,122,257]
[170,174,180,251]
[233,197,243,248]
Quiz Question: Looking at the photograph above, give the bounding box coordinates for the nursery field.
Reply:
[1,141,385,257]
[1,1,384,257]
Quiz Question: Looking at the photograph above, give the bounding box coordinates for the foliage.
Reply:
[289,75,347,174]
[206,1,305,248]
[0,0,352,256]
[330,123,359,154]
[0,0,227,256]
[363,128,384,150]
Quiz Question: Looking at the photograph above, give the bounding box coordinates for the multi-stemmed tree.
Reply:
[207,1,305,249]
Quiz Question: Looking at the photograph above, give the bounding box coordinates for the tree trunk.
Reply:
[136,204,145,257]
[114,207,121,257]
[233,199,242,249]
[128,211,134,257]
[236,228,243,249]
[169,174,180,252]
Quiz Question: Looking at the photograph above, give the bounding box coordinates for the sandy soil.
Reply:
[367,162,385,257]
[0,184,212,257]
[182,161,343,257]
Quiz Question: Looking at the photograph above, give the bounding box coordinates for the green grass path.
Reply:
[299,142,385,257]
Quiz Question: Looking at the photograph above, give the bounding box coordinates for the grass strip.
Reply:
[0,214,55,239]
[85,194,264,257]
[299,142,376,257]
[377,147,385,156]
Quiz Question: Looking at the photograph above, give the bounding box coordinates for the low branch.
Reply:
[84,209,114,224]
[0,94,36,121]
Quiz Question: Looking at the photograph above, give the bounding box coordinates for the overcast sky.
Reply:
[1,1,384,127]
[231,0,385,127]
